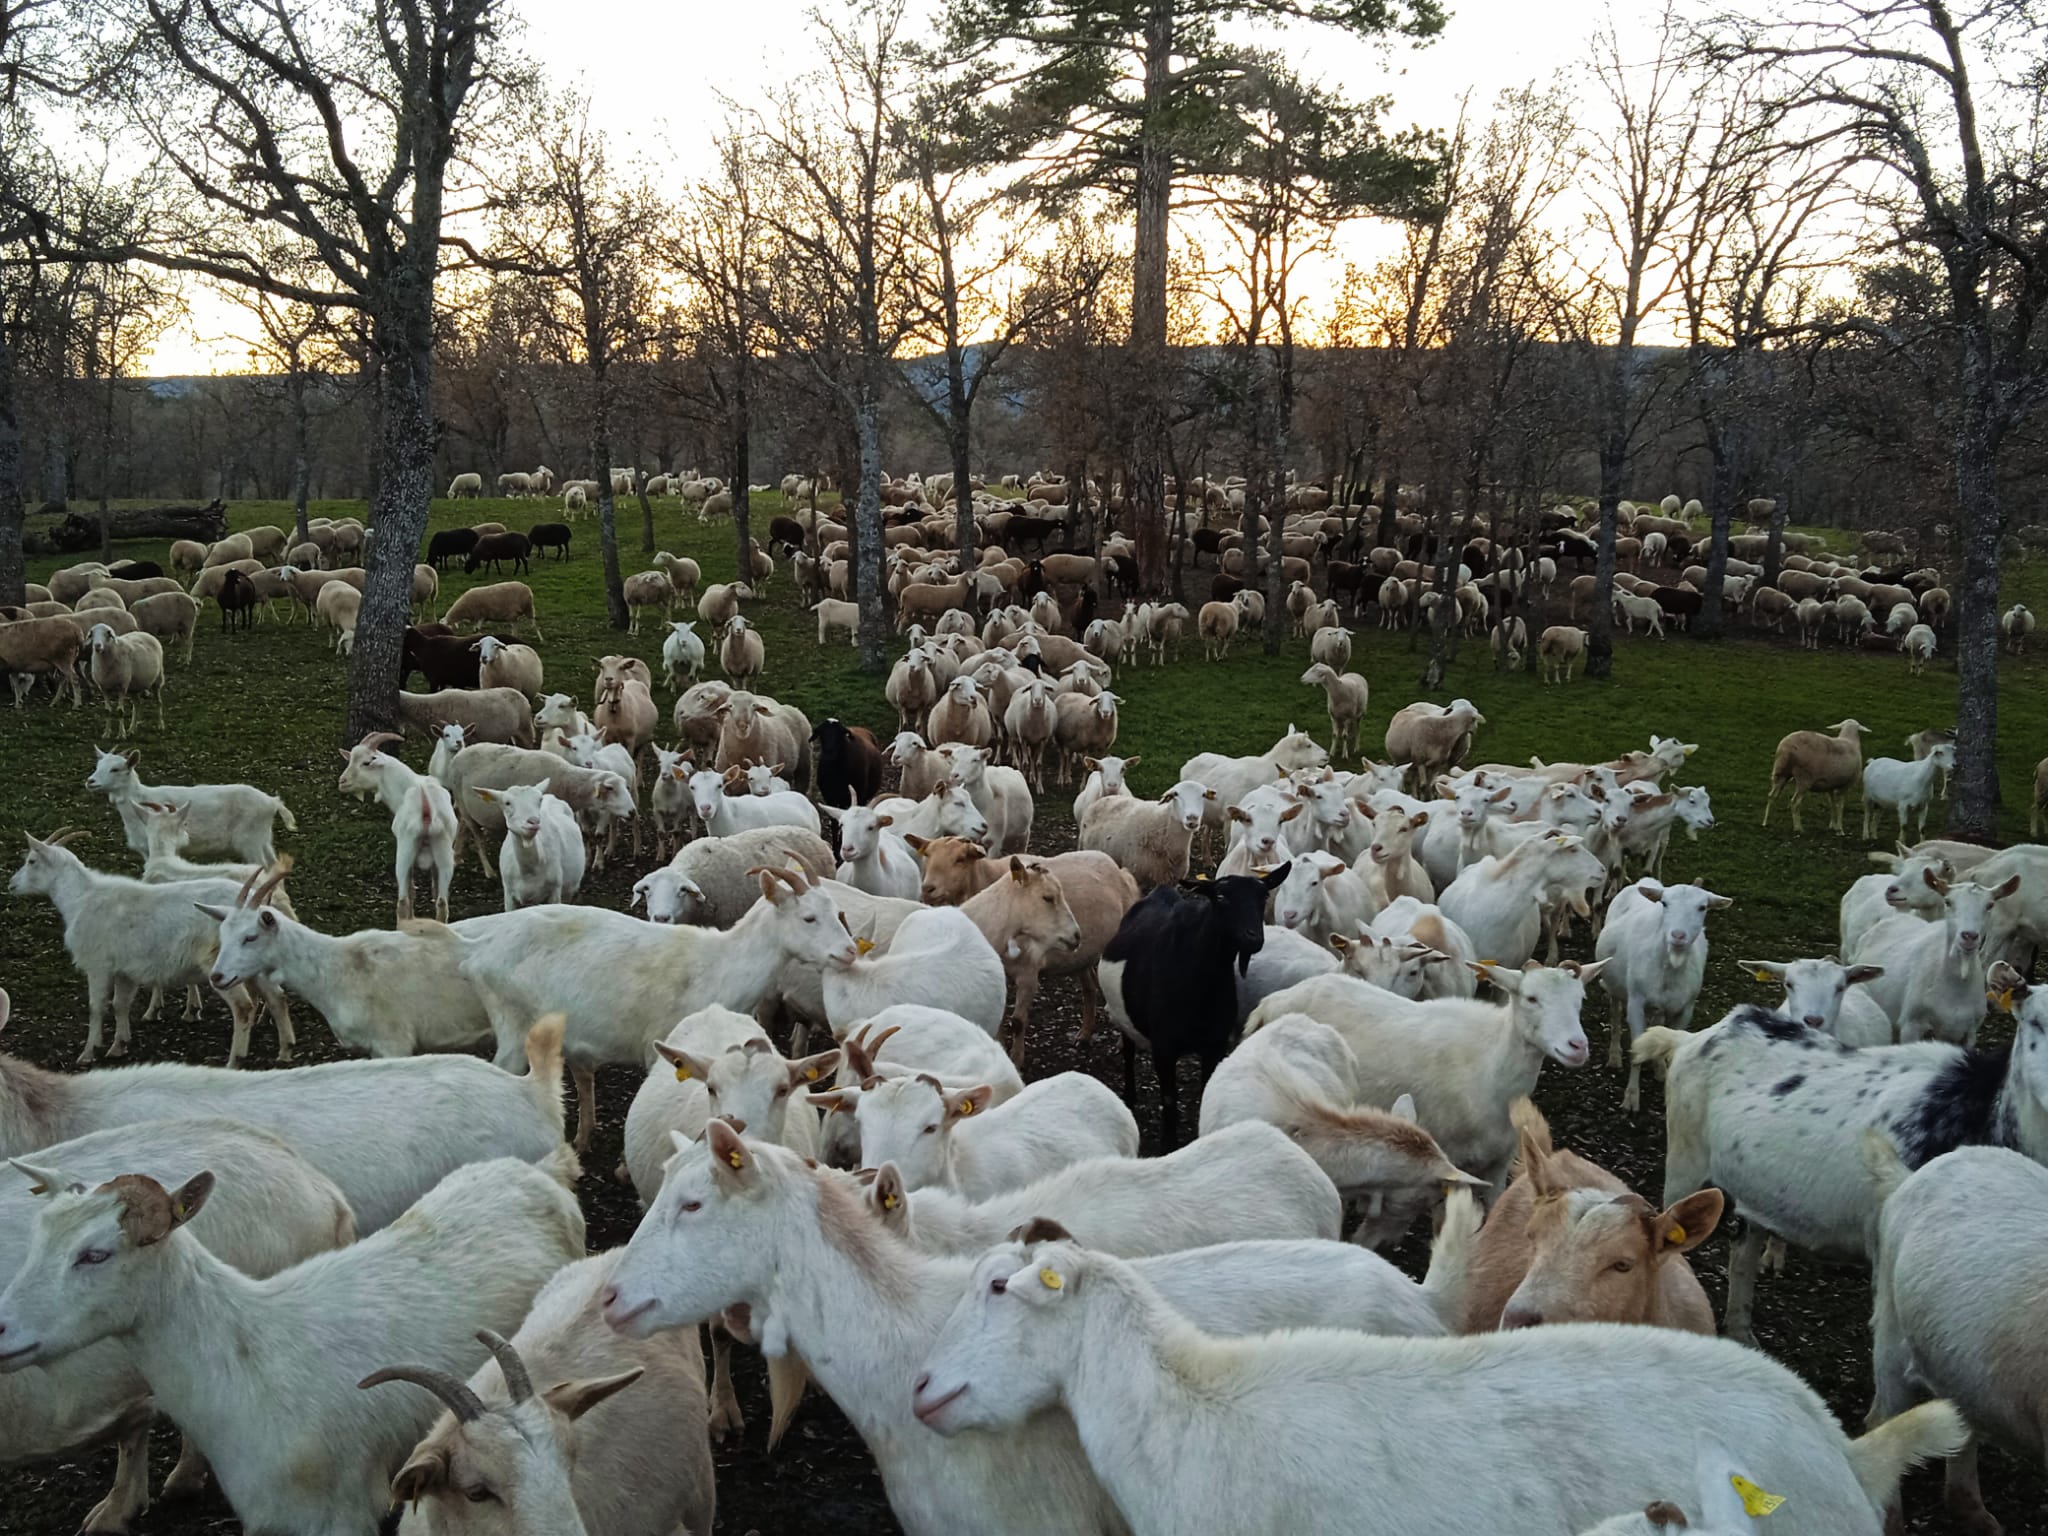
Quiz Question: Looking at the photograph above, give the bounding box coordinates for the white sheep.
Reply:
[0,1156,584,1536]
[85,624,165,736]
[1078,779,1215,890]
[1594,879,1731,1111]
[477,635,544,696]
[87,746,296,865]
[627,825,834,927]
[337,732,459,923]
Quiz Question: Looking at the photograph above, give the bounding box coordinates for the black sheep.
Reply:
[527,523,572,560]
[218,569,259,632]
[811,718,885,810]
[1100,866,1290,1151]
[427,528,479,570]
[463,531,532,576]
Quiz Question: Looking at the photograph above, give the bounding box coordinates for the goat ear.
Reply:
[167,1171,214,1229]
[1844,964,1885,986]
[193,902,231,921]
[788,1049,840,1087]
[390,1448,450,1507]
[544,1366,646,1422]
[705,1119,752,1184]
[1653,1189,1725,1255]
[1387,1093,1417,1122]
[948,1084,995,1120]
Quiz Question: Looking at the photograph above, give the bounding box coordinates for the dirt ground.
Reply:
[3,817,2043,1536]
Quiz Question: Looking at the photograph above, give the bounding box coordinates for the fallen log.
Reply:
[41,500,230,553]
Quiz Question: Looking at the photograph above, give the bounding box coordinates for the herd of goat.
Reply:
[1,478,2046,1536]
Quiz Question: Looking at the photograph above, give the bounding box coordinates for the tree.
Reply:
[225,252,343,547]
[1705,0,2048,837]
[480,92,663,630]
[47,0,512,738]
[752,0,919,670]
[937,0,1444,587]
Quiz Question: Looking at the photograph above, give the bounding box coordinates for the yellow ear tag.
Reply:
[1730,1476,1783,1518]
[1666,1224,1686,1245]
[673,1064,693,1082]
[726,1149,745,1170]
[1038,1267,1063,1291]
[1995,988,2015,1013]
[957,1098,976,1116]
[882,1192,899,1210]
[1752,969,1773,984]
[855,938,876,956]
[805,1067,820,1082]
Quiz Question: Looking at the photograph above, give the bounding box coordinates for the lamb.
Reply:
[0,1155,584,1536]
[696,581,752,629]
[1848,872,2020,1046]
[1861,745,1955,840]
[315,579,363,652]
[823,1071,1139,1200]
[1902,622,1938,673]
[83,624,165,737]
[377,1255,715,1536]
[2002,602,2034,654]
[1595,880,1731,1111]
[1743,956,1894,1047]
[1197,599,1238,659]
[629,825,834,927]
[396,686,538,749]
[126,590,199,665]
[825,802,921,900]
[1763,718,1869,834]
[1446,1101,1721,1334]
[1246,958,1607,1196]
[650,551,700,603]
[0,614,87,707]
[1078,779,1214,890]
[908,1231,1964,1536]
[1384,698,1485,789]
[1635,984,2048,1343]
[660,620,705,691]
[444,581,542,638]
[0,1118,353,1536]
[11,833,295,1065]
[476,635,543,696]
[475,783,588,910]
[1298,663,1369,761]
[86,746,295,865]
[1865,1139,2048,1535]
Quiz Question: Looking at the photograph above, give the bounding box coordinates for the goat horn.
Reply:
[42,826,83,847]
[476,1329,532,1405]
[235,866,262,908]
[357,1364,485,1423]
[251,865,291,908]
[359,731,402,752]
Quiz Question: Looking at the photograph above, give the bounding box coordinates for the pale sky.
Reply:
[145,0,1630,373]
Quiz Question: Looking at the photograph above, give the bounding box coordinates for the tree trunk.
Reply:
[0,323,23,606]
[730,397,752,591]
[634,429,656,553]
[1949,373,2003,840]
[290,371,313,547]
[595,465,628,630]
[1761,495,1787,592]
[1586,432,1624,679]
[1125,1,1175,591]
[1697,431,1737,640]
[345,327,435,742]
[854,386,888,671]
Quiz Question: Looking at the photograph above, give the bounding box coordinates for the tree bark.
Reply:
[1949,362,2003,839]
[1585,431,1624,678]
[345,318,436,742]
[1697,429,1737,640]
[854,383,888,671]
[0,323,24,606]
[1126,0,1175,591]
[290,370,312,548]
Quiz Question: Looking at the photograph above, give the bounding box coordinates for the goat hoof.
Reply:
[708,1401,745,1441]
[107,1042,128,1059]
[79,1499,134,1535]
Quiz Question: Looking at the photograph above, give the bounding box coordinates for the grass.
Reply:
[5,494,2048,1534]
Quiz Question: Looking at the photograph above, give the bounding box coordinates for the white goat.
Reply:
[1861,747,1955,840]
[337,732,459,923]
[1594,879,1731,1111]
[824,803,922,900]
[87,746,296,865]
[474,783,587,910]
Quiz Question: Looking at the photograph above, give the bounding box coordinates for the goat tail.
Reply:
[1631,1026,1689,1069]
[524,1012,569,1138]
[536,1141,583,1190]
[1847,1401,1967,1512]
[1420,1184,1482,1331]
[1860,1127,1912,1204]
[274,798,299,832]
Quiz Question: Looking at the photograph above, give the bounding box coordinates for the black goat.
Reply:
[1101,866,1289,1151]
[811,717,885,810]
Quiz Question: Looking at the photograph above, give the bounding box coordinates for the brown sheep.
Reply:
[1763,718,1868,834]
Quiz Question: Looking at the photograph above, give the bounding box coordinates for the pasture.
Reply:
[3,493,2047,1535]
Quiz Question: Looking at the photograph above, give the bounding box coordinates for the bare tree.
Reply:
[223,250,345,547]
[1706,0,2048,837]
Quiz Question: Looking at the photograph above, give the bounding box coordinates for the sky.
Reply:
[142,0,1631,374]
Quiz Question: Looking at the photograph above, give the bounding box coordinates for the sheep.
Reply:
[86,746,294,865]
[315,578,363,653]
[439,744,634,873]
[1636,983,2048,1343]
[0,1155,585,1536]
[473,783,588,910]
[1595,880,1732,1111]
[1248,958,1608,1196]
[1743,956,1894,1047]
[1309,623,1352,670]
[619,570,674,635]
[1197,599,1239,659]
[1385,697,1485,790]
[377,1255,713,1536]
[628,825,833,927]
[449,471,485,496]
[1849,872,2021,1046]
[444,581,542,638]
[84,624,165,737]
[813,718,886,810]
[824,1071,1139,1200]
[1181,725,1329,848]
[0,614,87,707]
[1763,718,1869,834]
[0,1118,355,1536]
[126,590,199,664]
[1072,752,1136,824]
[1077,779,1214,891]
[1861,745,1954,840]
[1899,621,1938,674]
[337,732,460,923]
[1539,625,1588,683]
[714,614,765,686]
[906,1229,1965,1536]
[1002,676,1061,791]
[927,673,995,751]
[1866,1139,2048,1535]
[2002,602,2034,654]
[1048,688,1120,788]
[1097,869,1292,1150]
[476,635,543,696]
[1298,662,1369,760]
[825,802,921,900]
[696,580,751,629]
[169,538,207,575]
[1197,1012,1479,1246]
[463,532,533,577]
[396,686,538,749]
[1446,1101,1721,1333]
[713,689,813,793]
